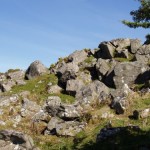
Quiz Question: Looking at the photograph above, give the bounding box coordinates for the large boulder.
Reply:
[76,80,110,105]
[25,60,48,79]
[44,96,62,117]
[130,39,141,54]
[66,79,85,96]
[67,50,88,64]
[98,41,115,59]
[44,96,83,120]
[96,58,111,81]
[97,38,131,59]
[113,61,149,88]
[0,74,6,82]
[56,62,79,76]
[0,130,39,150]
[57,104,83,120]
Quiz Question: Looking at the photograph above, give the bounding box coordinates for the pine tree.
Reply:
[122,0,150,43]
[122,0,150,28]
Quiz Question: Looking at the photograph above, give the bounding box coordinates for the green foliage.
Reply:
[84,55,95,64]
[122,0,150,28]
[7,68,20,73]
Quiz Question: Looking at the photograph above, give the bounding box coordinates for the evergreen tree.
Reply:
[122,0,150,43]
[122,0,150,28]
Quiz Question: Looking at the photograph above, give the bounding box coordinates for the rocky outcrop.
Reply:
[0,37,150,148]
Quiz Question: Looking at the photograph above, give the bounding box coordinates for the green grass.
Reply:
[84,55,95,64]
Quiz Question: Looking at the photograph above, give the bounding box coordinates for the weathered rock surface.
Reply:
[0,95,19,107]
[113,61,149,88]
[45,117,85,136]
[25,60,48,79]
[0,130,40,150]
[20,98,41,118]
[67,50,88,64]
[66,79,84,96]
[76,80,110,104]
[6,70,25,80]
[133,108,150,119]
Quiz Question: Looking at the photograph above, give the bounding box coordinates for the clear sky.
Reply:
[0,0,149,72]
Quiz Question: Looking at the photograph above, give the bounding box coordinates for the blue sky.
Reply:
[0,0,149,72]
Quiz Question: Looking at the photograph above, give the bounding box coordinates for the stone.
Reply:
[45,117,85,136]
[76,80,110,105]
[110,38,131,50]
[66,79,84,96]
[19,91,30,98]
[47,84,62,94]
[96,58,110,80]
[20,98,41,118]
[59,70,77,87]
[137,44,150,55]
[0,95,19,107]
[111,96,129,114]
[130,39,141,54]
[44,96,62,117]
[15,79,26,85]
[32,109,50,122]
[68,50,88,64]
[113,61,149,88]
[6,70,25,80]
[98,41,115,59]
[0,80,16,92]
[25,60,48,79]
[115,49,129,59]
[57,104,83,120]
[56,62,79,77]
[77,71,92,84]
[133,108,150,119]
[0,130,39,150]
[135,53,150,64]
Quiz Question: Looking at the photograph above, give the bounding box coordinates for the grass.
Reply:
[84,55,95,64]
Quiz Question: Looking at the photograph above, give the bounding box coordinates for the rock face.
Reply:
[113,61,149,88]
[0,130,39,150]
[25,60,48,79]
[67,50,88,64]
[66,79,84,96]
[76,80,110,104]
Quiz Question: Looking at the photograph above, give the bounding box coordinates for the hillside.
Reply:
[0,38,150,150]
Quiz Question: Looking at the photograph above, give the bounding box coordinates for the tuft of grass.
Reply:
[84,55,95,64]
